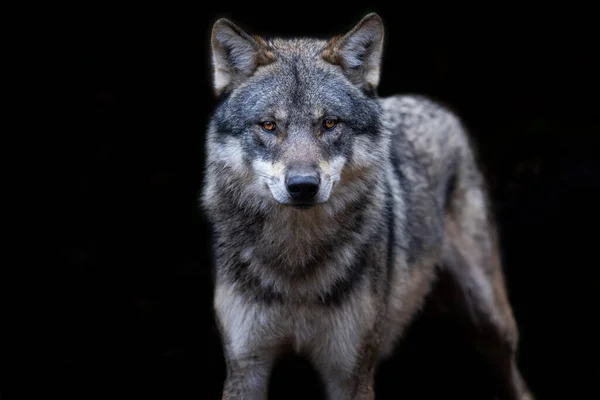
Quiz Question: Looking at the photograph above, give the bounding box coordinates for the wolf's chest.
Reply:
[215,282,378,363]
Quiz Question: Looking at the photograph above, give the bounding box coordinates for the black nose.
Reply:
[286,175,320,202]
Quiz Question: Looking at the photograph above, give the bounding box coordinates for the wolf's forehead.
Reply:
[229,39,358,121]
[268,37,329,56]
[258,60,346,113]
[266,38,339,85]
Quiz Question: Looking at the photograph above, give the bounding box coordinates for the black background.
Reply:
[52,5,599,399]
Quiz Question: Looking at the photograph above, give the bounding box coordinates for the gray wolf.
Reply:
[201,12,533,400]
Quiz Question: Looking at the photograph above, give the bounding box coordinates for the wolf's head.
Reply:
[204,13,389,214]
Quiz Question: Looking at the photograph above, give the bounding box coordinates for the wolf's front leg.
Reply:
[322,371,376,400]
[215,285,278,400]
[311,327,381,400]
[221,352,275,400]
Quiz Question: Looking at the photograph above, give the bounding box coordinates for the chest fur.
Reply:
[214,282,380,370]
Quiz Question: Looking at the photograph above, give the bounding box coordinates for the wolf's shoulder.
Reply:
[379,94,461,133]
[379,94,468,153]
[380,93,470,197]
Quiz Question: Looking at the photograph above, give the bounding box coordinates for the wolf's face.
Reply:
[207,14,387,211]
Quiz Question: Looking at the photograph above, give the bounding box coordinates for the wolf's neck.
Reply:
[251,205,341,268]
[253,187,386,272]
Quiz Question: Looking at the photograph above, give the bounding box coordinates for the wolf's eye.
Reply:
[261,121,276,132]
[323,118,337,130]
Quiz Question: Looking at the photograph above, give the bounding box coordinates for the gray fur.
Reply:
[201,13,533,400]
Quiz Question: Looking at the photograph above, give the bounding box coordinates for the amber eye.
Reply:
[323,118,337,130]
[261,121,276,132]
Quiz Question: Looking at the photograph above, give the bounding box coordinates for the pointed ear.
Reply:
[322,13,384,94]
[210,18,276,96]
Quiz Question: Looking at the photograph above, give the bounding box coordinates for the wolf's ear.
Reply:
[210,18,275,96]
[323,13,384,94]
